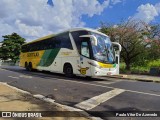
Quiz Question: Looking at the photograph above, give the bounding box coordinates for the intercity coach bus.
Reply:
[20,28,121,77]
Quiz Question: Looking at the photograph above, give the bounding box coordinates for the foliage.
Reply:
[120,63,127,73]
[146,42,160,60]
[130,67,149,74]
[100,20,160,71]
[120,62,149,74]
[142,23,160,61]
[100,20,148,70]
[0,33,25,62]
[148,60,160,68]
[120,60,160,74]
[142,23,160,40]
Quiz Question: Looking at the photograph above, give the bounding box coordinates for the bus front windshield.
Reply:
[91,32,115,64]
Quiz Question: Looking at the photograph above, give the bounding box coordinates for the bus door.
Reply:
[79,40,92,76]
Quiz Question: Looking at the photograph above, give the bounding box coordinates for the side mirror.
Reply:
[112,42,122,52]
[80,35,97,46]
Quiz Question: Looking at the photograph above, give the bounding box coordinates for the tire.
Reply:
[25,62,29,71]
[85,76,91,80]
[28,62,32,71]
[64,64,73,77]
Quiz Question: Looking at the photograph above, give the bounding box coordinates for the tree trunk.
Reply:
[125,60,131,71]
[125,64,130,71]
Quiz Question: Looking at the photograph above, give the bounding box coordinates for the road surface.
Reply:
[0,66,160,119]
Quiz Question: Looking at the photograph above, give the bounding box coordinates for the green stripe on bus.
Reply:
[38,48,60,67]
[113,64,116,67]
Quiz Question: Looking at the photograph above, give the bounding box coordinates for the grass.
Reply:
[120,59,160,74]
[148,59,160,68]
[120,64,149,74]
[130,67,149,74]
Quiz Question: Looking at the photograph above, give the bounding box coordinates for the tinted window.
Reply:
[55,32,72,49]
[71,31,89,53]
[21,32,72,53]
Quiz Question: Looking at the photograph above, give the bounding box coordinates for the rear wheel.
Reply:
[25,62,29,71]
[28,62,32,71]
[64,64,73,77]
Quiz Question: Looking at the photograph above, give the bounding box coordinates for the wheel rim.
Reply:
[28,64,32,71]
[65,65,73,76]
[66,67,72,74]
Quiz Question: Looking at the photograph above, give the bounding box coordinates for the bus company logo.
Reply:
[78,65,89,75]
[27,52,39,57]
[2,112,11,117]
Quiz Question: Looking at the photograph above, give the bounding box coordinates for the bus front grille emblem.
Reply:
[78,66,89,75]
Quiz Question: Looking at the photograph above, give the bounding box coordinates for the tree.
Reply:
[100,20,148,70]
[142,23,160,60]
[0,33,25,63]
[142,23,160,40]
[147,41,160,60]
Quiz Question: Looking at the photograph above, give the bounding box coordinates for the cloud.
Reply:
[155,3,160,14]
[0,0,110,42]
[132,3,160,23]
[111,0,122,5]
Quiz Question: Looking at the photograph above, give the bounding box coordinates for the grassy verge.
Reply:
[120,59,160,75]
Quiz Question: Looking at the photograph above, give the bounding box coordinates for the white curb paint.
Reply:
[75,89,125,110]
[8,76,19,79]
[34,94,55,103]
[0,68,8,71]
[19,75,33,79]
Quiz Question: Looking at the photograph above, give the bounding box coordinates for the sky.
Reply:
[0,0,160,42]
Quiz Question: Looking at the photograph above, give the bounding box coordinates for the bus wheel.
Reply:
[28,62,32,71]
[25,62,29,71]
[64,64,73,77]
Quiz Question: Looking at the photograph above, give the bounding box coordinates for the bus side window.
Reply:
[81,41,90,58]
[60,32,73,49]
[27,44,31,52]
[54,37,61,48]
[21,45,26,52]
[53,32,72,49]
[37,41,43,50]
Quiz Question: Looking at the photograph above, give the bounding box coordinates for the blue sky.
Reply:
[82,0,160,28]
[0,0,160,42]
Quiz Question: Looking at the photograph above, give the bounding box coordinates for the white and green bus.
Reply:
[20,28,121,77]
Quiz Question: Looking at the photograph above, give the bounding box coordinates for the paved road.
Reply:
[0,66,160,120]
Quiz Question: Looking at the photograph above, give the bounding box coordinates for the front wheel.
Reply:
[64,64,73,77]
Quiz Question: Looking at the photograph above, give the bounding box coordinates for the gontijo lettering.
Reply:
[27,52,39,57]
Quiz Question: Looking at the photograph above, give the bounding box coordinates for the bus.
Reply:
[20,28,121,77]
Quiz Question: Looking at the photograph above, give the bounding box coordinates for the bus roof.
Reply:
[23,34,55,45]
[23,27,109,45]
[69,27,109,37]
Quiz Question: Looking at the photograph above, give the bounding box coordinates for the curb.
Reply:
[105,75,160,83]
[0,82,102,120]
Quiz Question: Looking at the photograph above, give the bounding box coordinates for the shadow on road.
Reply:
[0,66,113,83]
[89,104,141,119]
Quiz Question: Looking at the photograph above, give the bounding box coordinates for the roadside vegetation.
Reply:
[0,33,25,63]
[100,20,160,75]
[120,59,160,74]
